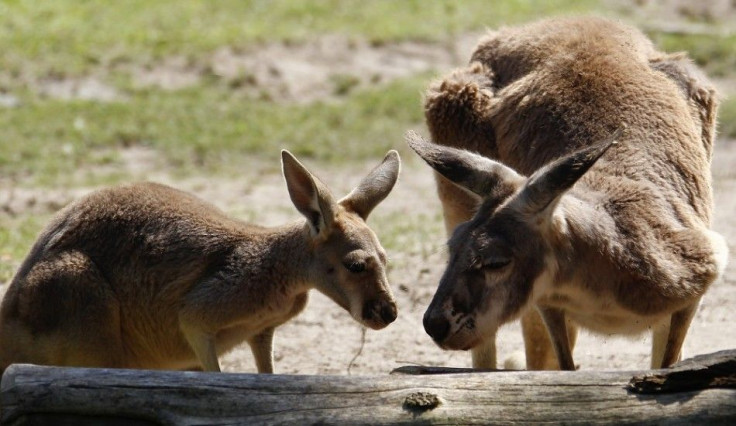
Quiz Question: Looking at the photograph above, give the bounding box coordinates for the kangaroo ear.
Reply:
[406,130,524,199]
[340,150,400,219]
[513,126,624,216]
[282,150,337,237]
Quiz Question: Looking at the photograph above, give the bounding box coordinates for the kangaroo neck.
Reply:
[233,220,315,293]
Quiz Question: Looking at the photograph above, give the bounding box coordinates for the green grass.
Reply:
[719,97,736,140]
[0,0,607,186]
[651,32,736,78]
[0,74,429,186]
[0,215,49,281]
[0,0,599,78]
[373,211,446,264]
[644,31,736,139]
[2,0,733,185]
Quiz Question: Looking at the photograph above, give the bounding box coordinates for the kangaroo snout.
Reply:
[361,298,397,329]
[423,310,450,344]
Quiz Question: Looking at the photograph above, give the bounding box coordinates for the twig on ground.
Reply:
[347,326,367,375]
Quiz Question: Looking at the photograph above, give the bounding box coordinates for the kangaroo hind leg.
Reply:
[0,250,124,369]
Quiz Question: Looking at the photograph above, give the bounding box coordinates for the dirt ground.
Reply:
[1,6,735,376]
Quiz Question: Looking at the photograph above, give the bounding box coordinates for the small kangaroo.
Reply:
[0,150,400,373]
[414,16,728,370]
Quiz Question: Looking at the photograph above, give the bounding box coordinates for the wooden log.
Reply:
[629,350,736,394]
[3,350,736,425]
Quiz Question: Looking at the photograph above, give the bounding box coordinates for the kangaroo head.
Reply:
[406,129,620,351]
[281,150,401,330]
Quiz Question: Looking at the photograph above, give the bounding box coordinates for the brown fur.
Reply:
[414,16,727,370]
[0,150,401,373]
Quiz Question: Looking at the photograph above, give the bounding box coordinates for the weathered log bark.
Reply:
[2,350,735,425]
[629,350,736,393]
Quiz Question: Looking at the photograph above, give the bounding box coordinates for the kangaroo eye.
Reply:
[344,261,366,273]
[482,257,511,270]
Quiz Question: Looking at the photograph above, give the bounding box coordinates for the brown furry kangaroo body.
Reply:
[413,16,727,370]
[0,150,400,373]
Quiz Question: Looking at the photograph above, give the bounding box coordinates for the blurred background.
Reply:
[0,0,734,373]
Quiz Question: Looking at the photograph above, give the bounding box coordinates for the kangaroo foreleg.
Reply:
[471,332,497,369]
[537,307,576,371]
[522,309,578,370]
[180,322,221,372]
[653,301,699,368]
[249,326,275,374]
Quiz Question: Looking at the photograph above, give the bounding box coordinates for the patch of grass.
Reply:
[378,211,445,251]
[0,0,600,79]
[330,74,361,96]
[0,75,429,185]
[3,1,733,186]
[0,215,49,283]
[371,209,446,272]
[719,96,736,140]
[650,32,736,78]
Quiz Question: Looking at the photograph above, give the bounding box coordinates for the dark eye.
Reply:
[344,261,366,273]
[482,257,511,270]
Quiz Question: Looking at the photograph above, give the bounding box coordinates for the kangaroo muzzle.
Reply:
[423,310,451,343]
[361,298,397,329]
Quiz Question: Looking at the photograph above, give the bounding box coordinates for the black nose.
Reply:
[423,311,450,343]
[380,302,397,324]
[363,299,397,325]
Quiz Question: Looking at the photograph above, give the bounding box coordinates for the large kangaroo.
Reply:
[412,16,728,370]
[0,150,400,373]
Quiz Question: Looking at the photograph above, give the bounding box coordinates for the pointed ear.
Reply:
[405,130,524,199]
[340,150,400,219]
[513,126,624,215]
[282,150,337,237]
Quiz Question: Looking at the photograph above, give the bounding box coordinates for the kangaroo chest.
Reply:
[214,291,310,350]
